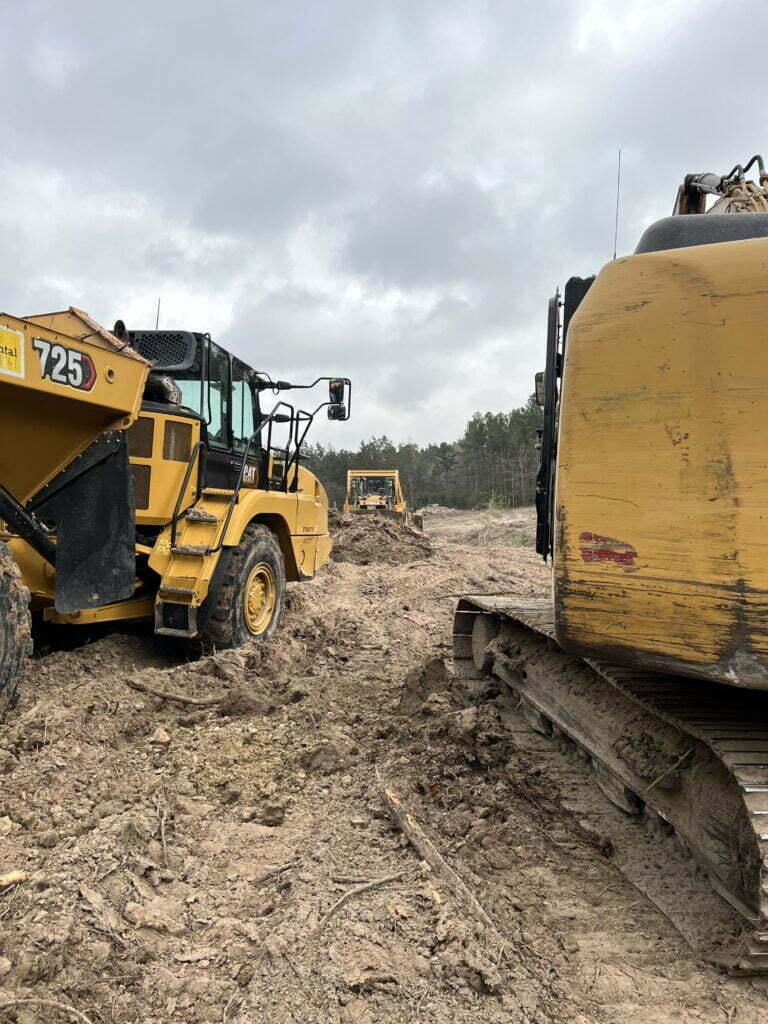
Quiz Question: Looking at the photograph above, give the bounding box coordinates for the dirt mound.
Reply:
[329,510,433,566]
[398,655,453,714]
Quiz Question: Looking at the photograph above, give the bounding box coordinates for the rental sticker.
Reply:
[0,324,25,379]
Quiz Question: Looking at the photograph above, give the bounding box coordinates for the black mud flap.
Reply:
[32,433,136,614]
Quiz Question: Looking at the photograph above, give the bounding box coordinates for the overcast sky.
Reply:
[2,0,761,445]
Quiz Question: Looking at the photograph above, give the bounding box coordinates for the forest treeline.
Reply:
[305,396,542,510]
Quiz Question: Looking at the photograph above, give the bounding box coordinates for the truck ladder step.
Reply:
[184,508,218,523]
[158,586,196,600]
[171,544,209,556]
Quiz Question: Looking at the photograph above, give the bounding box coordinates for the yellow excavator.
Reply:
[0,308,350,712]
[454,155,768,970]
[343,469,422,528]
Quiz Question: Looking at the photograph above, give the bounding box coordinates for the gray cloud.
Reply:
[343,177,513,288]
[3,0,762,445]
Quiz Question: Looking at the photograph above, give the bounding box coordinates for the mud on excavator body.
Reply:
[0,309,350,707]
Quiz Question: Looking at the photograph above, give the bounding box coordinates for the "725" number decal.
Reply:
[32,338,97,392]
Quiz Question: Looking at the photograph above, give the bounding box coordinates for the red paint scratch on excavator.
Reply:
[579,531,637,569]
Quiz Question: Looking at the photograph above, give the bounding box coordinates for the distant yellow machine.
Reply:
[0,308,350,709]
[343,469,406,514]
[343,470,422,530]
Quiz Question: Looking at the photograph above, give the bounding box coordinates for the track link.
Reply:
[453,596,768,973]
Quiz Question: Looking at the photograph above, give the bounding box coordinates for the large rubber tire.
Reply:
[200,523,286,650]
[0,541,32,712]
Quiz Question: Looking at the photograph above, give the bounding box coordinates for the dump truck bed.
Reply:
[0,309,147,504]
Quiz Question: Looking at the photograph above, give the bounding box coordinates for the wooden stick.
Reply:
[314,872,405,934]
[0,870,26,890]
[253,860,299,885]
[394,614,423,627]
[0,998,95,1024]
[379,772,499,935]
[125,677,223,707]
[154,792,169,867]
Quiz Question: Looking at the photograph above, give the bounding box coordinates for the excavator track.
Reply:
[453,596,768,973]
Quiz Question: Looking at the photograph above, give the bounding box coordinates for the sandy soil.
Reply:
[1,507,766,1023]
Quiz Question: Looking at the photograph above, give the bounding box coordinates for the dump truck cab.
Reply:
[101,325,350,640]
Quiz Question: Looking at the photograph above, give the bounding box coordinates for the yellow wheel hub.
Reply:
[243,562,277,635]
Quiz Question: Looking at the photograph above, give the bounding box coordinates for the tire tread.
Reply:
[200,523,284,649]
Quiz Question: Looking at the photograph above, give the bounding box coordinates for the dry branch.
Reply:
[315,871,405,934]
[0,870,26,890]
[125,677,223,707]
[0,997,94,1023]
[154,791,170,867]
[379,771,500,936]
[253,860,299,885]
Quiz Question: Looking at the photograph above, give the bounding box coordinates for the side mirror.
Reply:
[327,378,351,420]
[534,371,545,407]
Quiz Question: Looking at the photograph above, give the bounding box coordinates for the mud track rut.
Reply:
[2,509,768,1022]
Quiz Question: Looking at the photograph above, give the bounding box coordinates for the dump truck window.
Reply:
[176,378,202,413]
[232,359,256,452]
[207,342,230,447]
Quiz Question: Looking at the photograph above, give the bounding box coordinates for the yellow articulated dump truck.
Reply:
[343,469,421,528]
[454,154,768,970]
[0,308,350,711]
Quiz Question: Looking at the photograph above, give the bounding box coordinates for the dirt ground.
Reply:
[1,506,767,1023]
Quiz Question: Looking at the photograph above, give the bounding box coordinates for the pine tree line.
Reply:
[305,396,542,510]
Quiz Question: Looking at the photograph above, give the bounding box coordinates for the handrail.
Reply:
[205,430,260,555]
[170,392,338,555]
[205,404,293,554]
[170,440,206,548]
[284,409,313,492]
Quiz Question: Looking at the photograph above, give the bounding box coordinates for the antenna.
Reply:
[618,148,622,260]
[155,297,161,330]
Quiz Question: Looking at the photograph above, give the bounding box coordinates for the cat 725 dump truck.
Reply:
[0,308,350,711]
[454,155,768,971]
